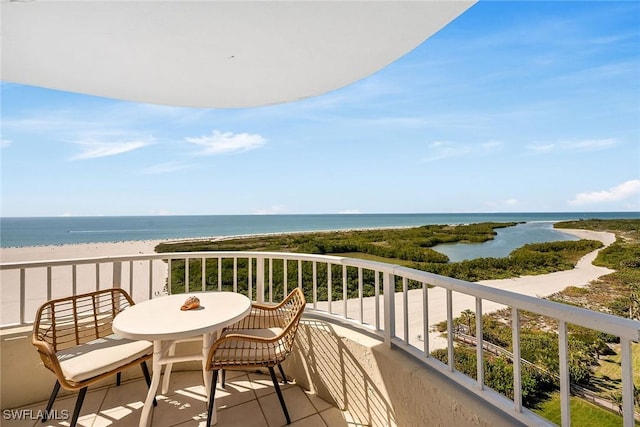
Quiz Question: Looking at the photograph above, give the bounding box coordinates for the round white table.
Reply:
[113,292,251,427]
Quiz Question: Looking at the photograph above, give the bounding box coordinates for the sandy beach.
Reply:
[1,229,617,346]
[0,240,170,325]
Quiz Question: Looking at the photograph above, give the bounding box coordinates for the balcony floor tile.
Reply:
[5,371,341,427]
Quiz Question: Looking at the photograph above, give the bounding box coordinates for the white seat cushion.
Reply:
[231,327,283,342]
[214,327,286,363]
[56,334,152,383]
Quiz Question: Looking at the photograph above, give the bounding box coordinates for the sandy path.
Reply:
[316,228,617,351]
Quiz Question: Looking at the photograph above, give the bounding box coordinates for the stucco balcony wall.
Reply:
[287,317,523,427]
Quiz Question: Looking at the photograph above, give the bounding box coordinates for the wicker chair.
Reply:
[32,288,154,427]
[205,287,306,425]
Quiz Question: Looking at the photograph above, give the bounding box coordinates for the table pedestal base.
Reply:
[139,333,218,427]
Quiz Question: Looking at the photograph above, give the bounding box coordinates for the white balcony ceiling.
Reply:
[1,1,475,108]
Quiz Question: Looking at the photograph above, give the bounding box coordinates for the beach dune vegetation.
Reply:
[156,221,604,299]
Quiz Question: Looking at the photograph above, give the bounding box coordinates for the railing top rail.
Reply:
[2,250,639,340]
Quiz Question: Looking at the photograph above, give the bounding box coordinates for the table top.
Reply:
[113,292,252,341]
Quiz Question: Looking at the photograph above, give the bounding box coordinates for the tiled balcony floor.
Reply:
[4,370,348,427]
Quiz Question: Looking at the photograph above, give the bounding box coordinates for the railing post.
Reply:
[148,259,153,300]
[342,265,348,319]
[233,257,238,293]
[202,257,206,292]
[559,320,570,427]
[185,258,190,293]
[621,338,634,427]
[358,267,363,324]
[446,289,454,371]
[47,266,52,301]
[327,263,333,314]
[512,308,522,412]
[312,261,317,310]
[423,281,429,356]
[475,297,484,389]
[403,277,408,343]
[248,257,253,301]
[283,259,288,297]
[383,271,395,348]
[256,257,265,304]
[128,261,133,296]
[112,261,122,289]
[375,271,380,331]
[19,268,25,325]
[268,258,273,302]
[167,259,172,295]
[95,263,100,292]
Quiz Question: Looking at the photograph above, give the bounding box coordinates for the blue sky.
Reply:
[1,1,639,217]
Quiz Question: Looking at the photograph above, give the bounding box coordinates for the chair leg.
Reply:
[69,387,88,427]
[206,370,219,427]
[41,381,61,422]
[140,361,158,407]
[116,372,121,386]
[277,363,288,384]
[221,369,226,388]
[269,367,291,425]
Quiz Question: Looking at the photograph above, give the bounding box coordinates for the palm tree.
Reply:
[459,309,475,336]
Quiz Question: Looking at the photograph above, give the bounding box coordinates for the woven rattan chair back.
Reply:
[207,287,306,371]
[34,288,134,354]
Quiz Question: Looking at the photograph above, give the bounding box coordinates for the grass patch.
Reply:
[534,393,628,426]
[593,343,640,387]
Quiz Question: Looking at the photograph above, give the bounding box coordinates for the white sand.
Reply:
[1,229,616,350]
[0,240,165,263]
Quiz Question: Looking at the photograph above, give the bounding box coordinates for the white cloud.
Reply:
[70,139,152,160]
[185,130,265,155]
[422,140,501,162]
[569,179,640,205]
[422,141,472,162]
[140,161,191,175]
[565,138,617,151]
[0,139,11,148]
[527,138,616,154]
[527,143,555,154]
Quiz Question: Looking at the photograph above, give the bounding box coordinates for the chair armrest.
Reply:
[209,331,280,352]
[252,292,297,311]
[32,338,66,383]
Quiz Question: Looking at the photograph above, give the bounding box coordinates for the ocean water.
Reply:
[0,212,637,251]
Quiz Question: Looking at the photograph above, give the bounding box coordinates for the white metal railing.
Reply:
[1,251,638,426]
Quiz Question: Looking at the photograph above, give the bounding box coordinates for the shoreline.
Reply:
[0,224,423,252]
[0,222,602,262]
